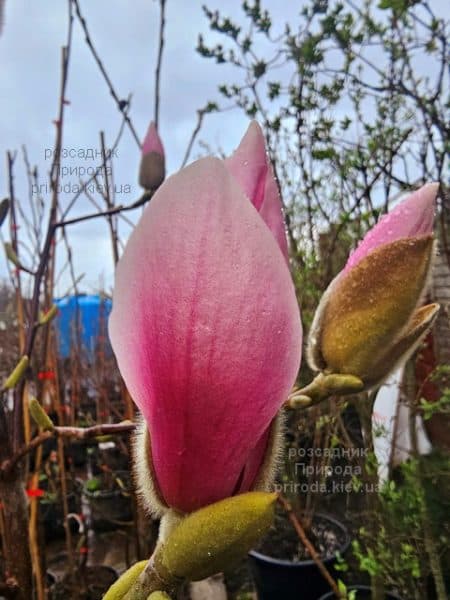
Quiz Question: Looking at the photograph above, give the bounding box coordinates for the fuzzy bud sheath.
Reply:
[105,492,277,600]
[138,121,166,191]
[106,122,302,598]
[290,183,440,407]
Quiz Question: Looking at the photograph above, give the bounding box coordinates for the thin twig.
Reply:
[181,108,207,168]
[61,99,131,221]
[55,190,153,229]
[13,40,72,452]
[278,495,342,598]
[154,0,166,129]
[100,131,119,264]
[72,0,140,146]
[1,421,136,474]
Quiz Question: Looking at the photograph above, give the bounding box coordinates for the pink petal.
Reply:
[235,426,271,494]
[345,183,438,273]
[258,164,289,261]
[225,121,267,210]
[225,122,289,260]
[109,157,302,513]
[141,121,165,157]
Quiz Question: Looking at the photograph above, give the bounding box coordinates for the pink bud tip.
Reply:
[225,121,289,261]
[142,121,165,158]
[345,182,438,273]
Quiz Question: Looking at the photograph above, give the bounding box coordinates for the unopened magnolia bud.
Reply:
[139,122,165,191]
[366,302,439,387]
[308,236,436,390]
[29,397,54,431]
[4,242,20,268]
[3,355,29,389]
[147,593,172,600]
[39,304,58,325]
[103,560,147,600]
[161,492,277,581]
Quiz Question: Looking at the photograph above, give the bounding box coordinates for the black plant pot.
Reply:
[88,442,130,475]
[66,439,88,467]
[0,572,56,600]
[49,565,118,600]
[39,479,82,540]
[249,513,350,600]
[427,572,450,599]
[83,471,132,531]
[318,585,403,599]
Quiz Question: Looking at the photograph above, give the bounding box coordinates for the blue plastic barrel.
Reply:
[54,294,112,359]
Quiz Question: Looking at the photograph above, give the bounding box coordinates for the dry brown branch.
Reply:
[1,421,136,475]
[154,0,166,129]
[72,0,140,146]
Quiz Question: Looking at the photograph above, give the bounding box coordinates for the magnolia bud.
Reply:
[3,355,29,389]
[139,122,165,191]
[161,492,277,582]
[4,242,20,268]
[39,304,58,325]
[29,397,54,431]
[320,236,434,383]
[306,235,438,394]
[103,560,147,600]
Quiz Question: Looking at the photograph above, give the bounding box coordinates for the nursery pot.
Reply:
[249,513,350,600]
[39,478,82,540]
[0,572,56,600]
[88,441,130,475]
[66,439,88,467]
[48,565,118,600]
[83,471,132,531]
[318,585,403,599]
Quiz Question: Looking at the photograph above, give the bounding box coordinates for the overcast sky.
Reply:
[0,0,444,297]
[0,1,305,296]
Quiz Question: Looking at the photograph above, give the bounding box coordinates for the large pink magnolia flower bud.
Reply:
[139,121,166,191]
[109,122,302,515]
[306,183,440,396]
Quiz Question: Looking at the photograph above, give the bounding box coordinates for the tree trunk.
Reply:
[0,469,32,599]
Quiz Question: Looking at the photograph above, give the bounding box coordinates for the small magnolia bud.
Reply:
[29,397,54,431]
[3,355,29,389]
[139,121,165,191]
[161,492,277,582]
[39,305,58,325]
[288,373,364,407]
[147,593,172,600]
[103,560,147,600]
[4,242,20,268]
